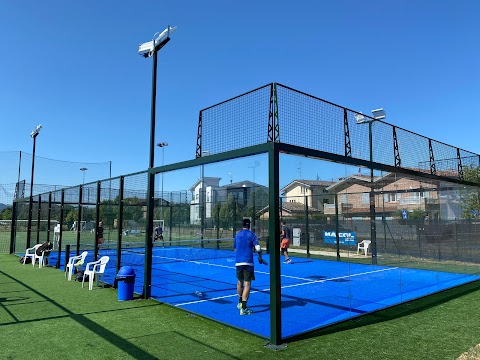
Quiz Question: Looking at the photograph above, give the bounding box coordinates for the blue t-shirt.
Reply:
[234,229,259,266]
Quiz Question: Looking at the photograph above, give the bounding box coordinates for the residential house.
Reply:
[189,178,266,225]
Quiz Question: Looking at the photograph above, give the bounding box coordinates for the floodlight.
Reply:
[157,142,168,148]
[354,113,367,124]
[30,124,42,138]
[138,25,177,58]
[26,123,43,248]
[371,108,386,120]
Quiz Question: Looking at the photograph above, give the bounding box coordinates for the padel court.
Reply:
[48,242,480,340]
[13,83,480,345]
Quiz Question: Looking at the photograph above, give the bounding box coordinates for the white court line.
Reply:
[154,254,313,281]
[173,266,399,307]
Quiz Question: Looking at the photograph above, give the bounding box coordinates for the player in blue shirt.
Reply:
[234,218,265,315]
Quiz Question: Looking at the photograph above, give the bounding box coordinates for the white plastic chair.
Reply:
[357,240,371,256]
[23,244,42,266]
[33,242,53,268]
[82,256,109,290]
[65,251,88,281]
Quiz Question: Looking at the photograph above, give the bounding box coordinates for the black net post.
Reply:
[305,196,310,257]
[169,205,173,243]
[9,201,17,254]
[47,192,52,243]
[232,200,237,238]
[335,193,340,261]
[94,181,101,261]
[115,176,124,289]
[56,189,65,269]
[76,186,83,256]
[36,194,41,244]
[64,244,70,272]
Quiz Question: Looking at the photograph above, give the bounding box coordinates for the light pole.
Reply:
[139,25,177,171]
[354,108,386,265]
[200,150,210,240]
[248,161,261,232]
[26,124,42,248]
[139,25,176,299]
[80,167,89,203]
[157,142,168,220]
[80,167,88,185]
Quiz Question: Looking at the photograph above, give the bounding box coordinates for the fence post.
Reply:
[335,193,340,261]
[115,176,124,289]
[9,201,17,254]
[305,196,310,257]
[56,189,65,269]
[65,244,70,272]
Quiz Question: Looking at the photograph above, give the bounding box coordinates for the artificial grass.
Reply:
[1,253,480,359]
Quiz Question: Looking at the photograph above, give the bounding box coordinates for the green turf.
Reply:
[2,253,480,359]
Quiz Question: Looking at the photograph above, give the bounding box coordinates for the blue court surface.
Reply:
[49,245,480,339]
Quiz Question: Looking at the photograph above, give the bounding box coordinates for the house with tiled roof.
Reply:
[324,172,441,220]
[281,179,335,212]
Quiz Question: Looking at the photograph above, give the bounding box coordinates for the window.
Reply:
[361,193,369,204]
[341,194,347,204]
[385,193,398,202]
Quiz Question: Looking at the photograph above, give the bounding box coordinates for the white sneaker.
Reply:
[240,307,254,315]
[237,303,242,309]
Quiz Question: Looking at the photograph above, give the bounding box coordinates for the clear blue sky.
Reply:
[1,1,479,191]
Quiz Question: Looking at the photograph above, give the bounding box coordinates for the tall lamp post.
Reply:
[354,108,386,265]
[156,142,168,220]
[80,167,88,184]
[200,150,210,242]
[139,25,176,299]
[248,161,261,232]
[26,124,42,248]
[80,167,88,203]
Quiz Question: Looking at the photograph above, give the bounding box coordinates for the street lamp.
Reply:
[354,108,386,265]
[139,25,176,299]
[26,124,42,248]
[156,142,168,219]
[80,167,88,203]
[139,25,176,170]
[200,150,210,240]
[248,161,261,232]
[80,167,88,185]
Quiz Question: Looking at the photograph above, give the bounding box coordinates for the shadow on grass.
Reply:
[0,269,161,359]
[288,279,480,343]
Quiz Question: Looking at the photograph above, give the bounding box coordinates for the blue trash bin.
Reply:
[116,266,136,301]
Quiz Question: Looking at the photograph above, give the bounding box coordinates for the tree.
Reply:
[461,165,480,219]
[99,200,117,228]
[0,208,12,220]
[123,197,144,223]
[410,208,427,221]
[65,209,78,223]
[393,208,426,221]
[218,194,242,228]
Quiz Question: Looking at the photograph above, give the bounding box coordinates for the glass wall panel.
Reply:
[279,154,480,340]
[151,154,271,338]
